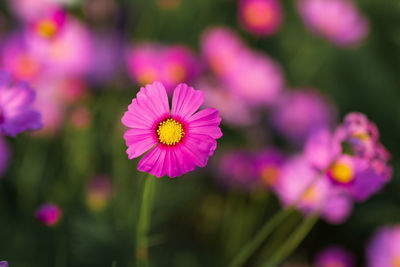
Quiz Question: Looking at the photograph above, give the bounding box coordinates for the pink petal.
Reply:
[136,82,170,119]
[138,144,167,177]
[123,128,157,159]
[187,108,222,139]
[164,148,182,178]
[122,82,170,129]
[171,83,203,121]
[180,133,217,166]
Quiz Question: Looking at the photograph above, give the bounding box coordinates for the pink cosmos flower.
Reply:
[126,44,200,93]
[305,113,392,202]
[297,0,369,46]
[238,0,283,36]
[121,81,222,178]
[0,71,42,136]
[35,203,62,227]
[201,27,247,78]
[271,89,336,144]
[26,18,93,77]
[314,246,355,267]
[275,155,353,224]
[367,225,400,267]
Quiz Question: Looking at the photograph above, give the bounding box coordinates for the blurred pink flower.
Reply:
[271,89,336,144]
[0,71,42,136]
[26,18,93,77]
[29,9,66,39]
[223,51,284,107]
[254,149,285,189]
[274,155,353,224]
[198,78,259,126]
[126,44,200,93]
[367,225,400,267]
[1,34,43,83]
[35,203,62,227]
[201,27,247,78]
[238,0,283,36]
[305,125,391,202]
[85,175,112,212]
[297,0,369,46]
[121,82,222,178]
[0,261,8,267]
[314,246,355,267]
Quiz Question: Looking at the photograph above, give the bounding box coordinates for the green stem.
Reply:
[136,174,156,267]
[262,213,320,267]
[228,206,295,267]
[228,175,322,267]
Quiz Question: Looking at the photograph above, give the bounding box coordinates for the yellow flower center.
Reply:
[156,118,184,145]
[392,257,400,267]
[36,20,58,38]
[330,162,354,184]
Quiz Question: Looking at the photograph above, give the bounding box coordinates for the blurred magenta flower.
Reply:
[314,246,355,267]
[30,9,66,39]
[217,150,258,190]
[297,0,369,46]
[126,44,200,93]
[238,0,283,36]
[85,175,112,212]
[271,89,336,144]
[254,149,285,189]
[198,78,259,126]
[224,51,284,107]
[201,27,247,78]
[0,261,8,267]
[35,203,62,227]
[0,71,42,136]
[367,225,400,267]
[121,81,222,178]
[1,34,42,82]
[26,18,93,77]
[275,155,353,224]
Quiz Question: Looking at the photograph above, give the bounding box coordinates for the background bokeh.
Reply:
[0,0,400,266]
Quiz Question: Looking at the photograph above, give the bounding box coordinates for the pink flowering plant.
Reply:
[0,0,398,267]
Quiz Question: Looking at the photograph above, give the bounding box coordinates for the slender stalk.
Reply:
[228,174,322,267]
[262,213,319,267]
[228,206,294,267]
[136,174,156,267]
